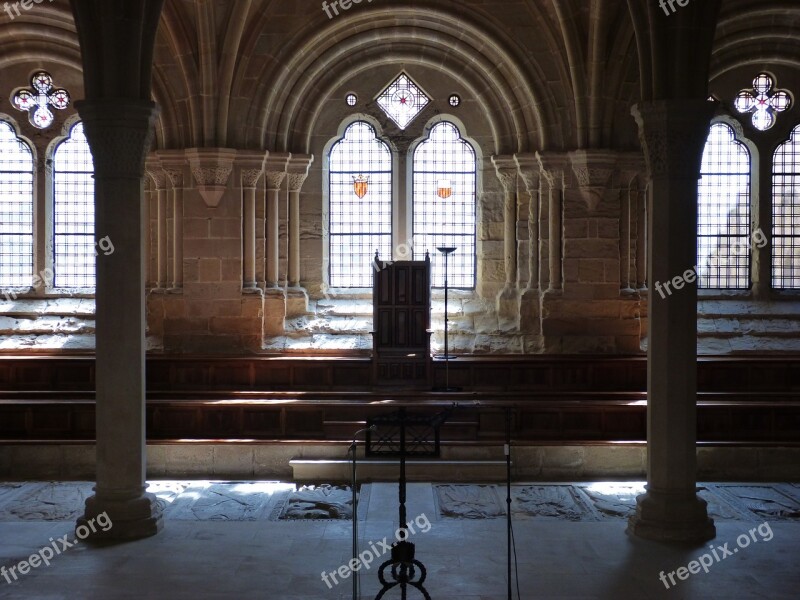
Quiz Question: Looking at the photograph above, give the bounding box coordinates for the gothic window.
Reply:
[0,120,34,288]
[772,124,800,289]
[329,121,393,287]
[53,122,95,288]
[412,121,477,288]
[697,122,752,289]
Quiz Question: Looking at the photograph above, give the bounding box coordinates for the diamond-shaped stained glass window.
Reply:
[376,74,430,130]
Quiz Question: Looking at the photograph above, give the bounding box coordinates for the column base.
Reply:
[496,285,520,320]
[78,490,163,541]
[519,287,541,334]
[627,486,716,543]
[286,287,309,317]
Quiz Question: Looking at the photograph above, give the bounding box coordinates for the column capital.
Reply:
[145,157,167,190]
[75,99,159,180]
[264,152,291,191]
[491,155,517,191]
[513,153,540,194]
[237,150,268,189]
[535,152,569,188]
[568,150,618,212]
[186,148,237,208]
[154,149,187,188]
[632,99,717,181]
[617,152,647,189]
[286,154,314,192]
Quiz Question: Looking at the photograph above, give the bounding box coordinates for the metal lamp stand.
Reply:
[374,408,432,600]
[434,246,459,392]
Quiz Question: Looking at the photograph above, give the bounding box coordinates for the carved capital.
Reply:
[75,99,159,180]
[237,150,267,189]
[164,167,184,188]
[491,155,517,192]
[145,157,167,189]
[617,152,647,189]
[514,153,540,194]
[265,171,287,191]
[535,152,568,190]
[286,154,314,193]
[241,168,263,188]
[568,150,617,212]
[633,100,717,181]
[186,148,237,208]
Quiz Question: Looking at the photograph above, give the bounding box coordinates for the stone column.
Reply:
[492,156,520,321]
[262,153,290,336]
[164,166,184,290]
[264,154,290,289]
[285,155,314,317]
[636,182,648,291]
[238,152,266,292]
[146,164,168,289]
[287,155,314,288]
[536,153,567,294]
[627,100,717,543]
[514,154,542,339]
[76,99,162,539]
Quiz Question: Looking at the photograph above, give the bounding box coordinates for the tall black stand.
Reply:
[350,426,374,600]
[374,408,432,600]
[506,407,513,600]
[434,246,459,392]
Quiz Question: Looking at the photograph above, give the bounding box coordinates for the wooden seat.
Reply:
[371,252,432,386]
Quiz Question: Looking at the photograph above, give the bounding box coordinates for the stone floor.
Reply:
[0,481,798,599]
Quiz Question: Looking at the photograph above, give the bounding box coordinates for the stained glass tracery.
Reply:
[376,74,430,130]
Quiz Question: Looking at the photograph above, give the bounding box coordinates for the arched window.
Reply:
[328,121,393,287]
[772,124,800,289]
[0,120,34,288]
[697,122,752,289]
[53,122,95,288]
[412,121,476,288]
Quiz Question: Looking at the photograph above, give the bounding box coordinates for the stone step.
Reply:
[697,317,800,337]
[0,298,95,318]
[0,315,95,335]
[290,458,508,482]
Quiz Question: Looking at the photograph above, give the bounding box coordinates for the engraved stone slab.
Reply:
[165,482,284,521]
[1,482,93,521]
[576,483,644,519]
[716,485,800,520]
[698,486,748,520]
[435,484,505,519]
[279,484,353,520]
[512,485,593,521]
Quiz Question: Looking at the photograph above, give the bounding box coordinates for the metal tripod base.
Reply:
[374,541,432,600]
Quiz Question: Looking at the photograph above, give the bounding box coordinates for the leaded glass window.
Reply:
[376,74,430,130]
[735,73,792,132]
[329,121,392,287]
[697,123,752,289]
[0,120,34,289]
[12,71,70,130]
[53,122,95,288]
[412,122,476,288]
[772,124,800,289]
